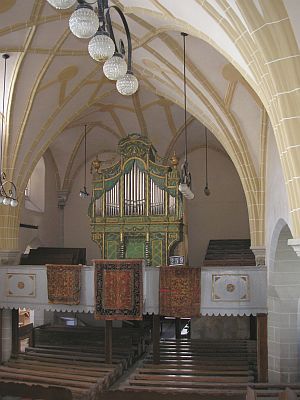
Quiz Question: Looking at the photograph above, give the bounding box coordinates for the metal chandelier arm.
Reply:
[0,173,17,199]
[105,5,133,72]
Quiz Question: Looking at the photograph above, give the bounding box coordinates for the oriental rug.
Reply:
[47,264,81,305]
[94,259,143,320]
[159,266,200,317]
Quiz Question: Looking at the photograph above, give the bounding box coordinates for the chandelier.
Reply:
[46,0,139,96]
[0,54,18,207]
[178,33,194,200]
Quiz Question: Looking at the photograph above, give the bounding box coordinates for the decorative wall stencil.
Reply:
[212,274,249,302]
[0,0,16,14]
[6,273,36,297]
[160,266,200,317]
[94,259,143,320]
[47,264,81,305]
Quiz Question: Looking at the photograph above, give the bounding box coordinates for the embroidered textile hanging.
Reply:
[47,264,81,305]
[94,259,143,320]
[160,266,200,317]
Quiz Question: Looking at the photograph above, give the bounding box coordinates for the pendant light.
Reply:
[178,33,194,200]
[0,54,18,207]
[46,0,139,95]
[79,125,89,198]
[204,126,211,196]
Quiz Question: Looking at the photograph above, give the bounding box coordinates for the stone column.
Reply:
[268,229,300,383]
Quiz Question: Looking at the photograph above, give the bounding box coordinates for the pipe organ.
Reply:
[89,133,183,266]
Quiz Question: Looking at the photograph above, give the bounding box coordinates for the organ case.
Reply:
[89,133,183,266]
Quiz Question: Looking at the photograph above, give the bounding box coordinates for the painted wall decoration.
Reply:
[212,274,249,302]
[6,273,36,297]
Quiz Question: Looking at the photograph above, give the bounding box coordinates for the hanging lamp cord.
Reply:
[205,126,208,188]
[84,124,87,189]
[182,33,188,164]
[1,54,8,173]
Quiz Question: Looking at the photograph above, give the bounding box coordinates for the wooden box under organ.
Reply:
[89,133,183,266]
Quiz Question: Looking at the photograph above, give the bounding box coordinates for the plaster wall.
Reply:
[191,316,250,340]
[186,147,250,266]
[64,167,100,265]
[19,152,61,253]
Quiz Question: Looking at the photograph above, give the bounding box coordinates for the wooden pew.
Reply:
[0,381,72,400]
[279,388,298,400]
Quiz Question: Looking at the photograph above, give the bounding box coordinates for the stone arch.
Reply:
[268,220,300,382]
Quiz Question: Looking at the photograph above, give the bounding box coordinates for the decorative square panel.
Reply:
[6,273,36,297]
[212,274,249,302]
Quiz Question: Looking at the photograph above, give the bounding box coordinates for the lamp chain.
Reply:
[182,33,188,163]
[84,124,87,188]
[1,54,8,172]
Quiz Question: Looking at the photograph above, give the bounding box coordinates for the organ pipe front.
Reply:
[89,133,183,266]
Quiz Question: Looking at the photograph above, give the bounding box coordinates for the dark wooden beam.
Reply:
[257,313,268,382]
[175,317,181,339]
[105,320,112,364]
[11,308,19,355]
[152,314,160,364]
[20,223,38,229]
[250,315,257,340]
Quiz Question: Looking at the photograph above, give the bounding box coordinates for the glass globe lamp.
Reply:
[79,187,89,199]
[103,54,127,81]
[116,72,139,96]
[2,197,10,206]
[88,31,115,62]
[10,198,18,207]
[47,0,76,9]
[69,5,99,39]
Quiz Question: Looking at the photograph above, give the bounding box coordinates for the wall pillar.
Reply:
[268,226,300,383]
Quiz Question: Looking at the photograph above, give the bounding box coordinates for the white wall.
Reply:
[19,152,61,253]
[186,147,250,266]
[64,166,100,265]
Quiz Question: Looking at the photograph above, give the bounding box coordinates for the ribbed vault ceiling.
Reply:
[0,0,299,197]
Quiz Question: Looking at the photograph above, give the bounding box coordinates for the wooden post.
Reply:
[257,313,268,382]
[105,320,112,364]
[250,315,257,340]
[152,314,160,364]
[12,308,19,355]
[175,317,181,339]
